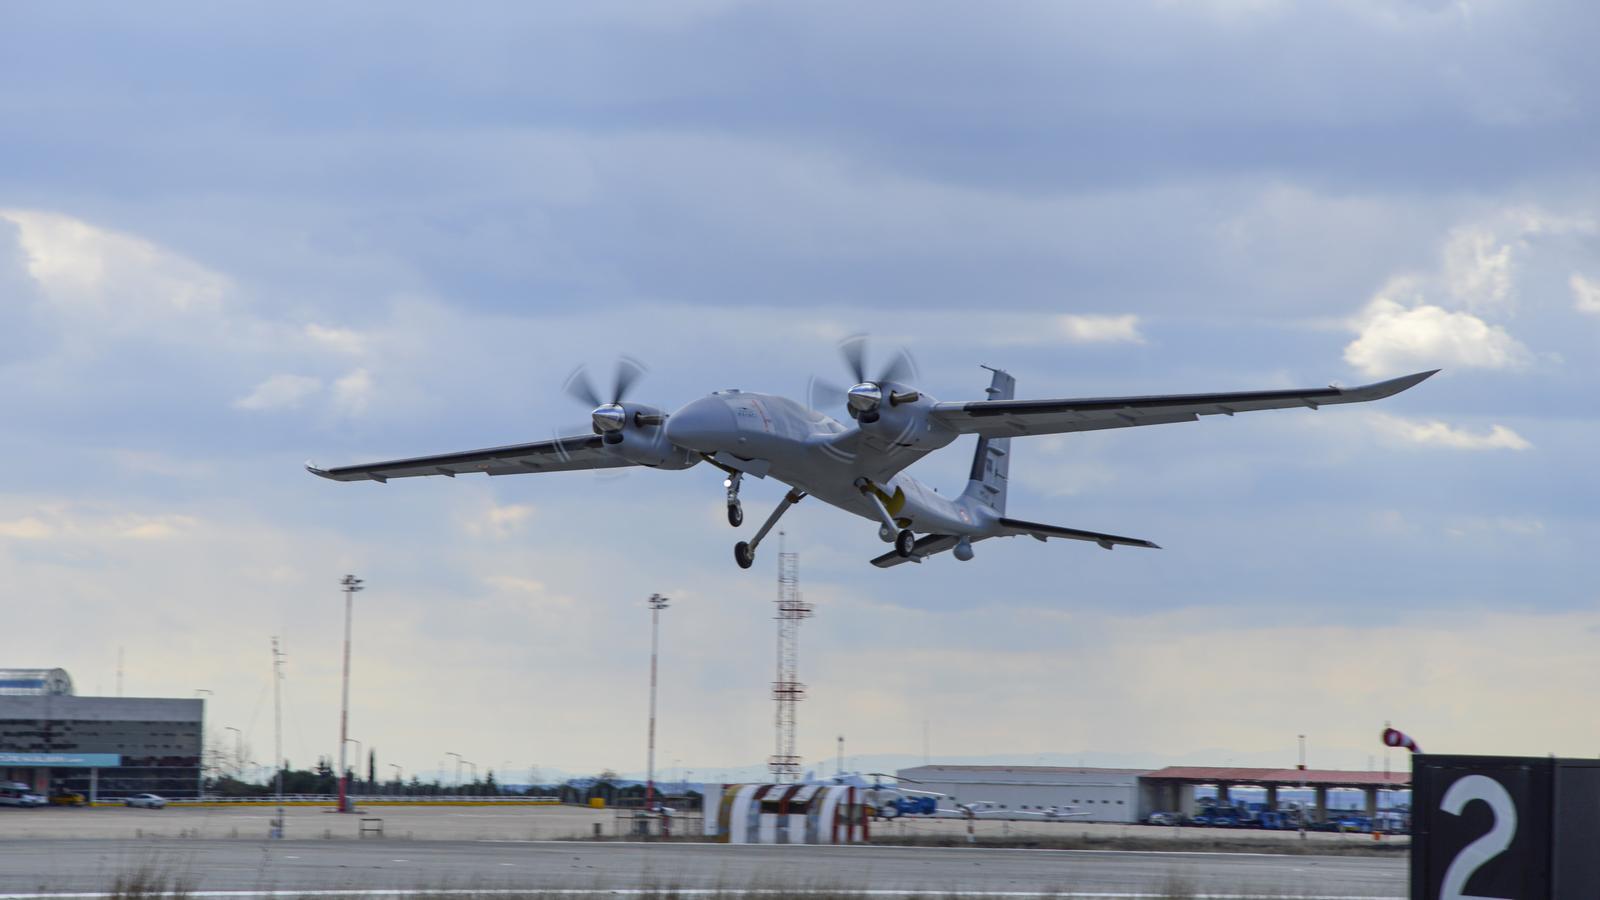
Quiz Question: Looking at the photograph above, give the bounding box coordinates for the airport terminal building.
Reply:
[0,668,203,801]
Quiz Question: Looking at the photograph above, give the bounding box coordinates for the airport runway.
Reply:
[0,839,1404,897]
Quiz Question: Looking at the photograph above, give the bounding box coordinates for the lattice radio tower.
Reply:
[769,532,811,782]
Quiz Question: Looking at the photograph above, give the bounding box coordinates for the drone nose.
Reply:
[665,395,735,451]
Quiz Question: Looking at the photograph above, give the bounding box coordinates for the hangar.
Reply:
[0,668,203,802]
[895,765,1147,823]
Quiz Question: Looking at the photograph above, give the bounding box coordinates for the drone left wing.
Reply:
[307,434,634,483]
[930,370,1437,439]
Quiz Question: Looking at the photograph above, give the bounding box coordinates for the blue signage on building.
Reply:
[0,752,121,768]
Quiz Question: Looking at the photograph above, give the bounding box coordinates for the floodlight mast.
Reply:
[337,574,364,814]
[646,593,669,813]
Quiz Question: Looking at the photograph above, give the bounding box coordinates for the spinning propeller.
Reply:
[563,357,664,442]
[809,334,920,423]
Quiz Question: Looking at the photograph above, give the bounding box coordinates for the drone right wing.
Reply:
[307,434,635,483]
[930,370,1437,440]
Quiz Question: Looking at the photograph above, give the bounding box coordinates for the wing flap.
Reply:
[307,434,634,482]
[930,370,1437,439]
[996,516,1159,550]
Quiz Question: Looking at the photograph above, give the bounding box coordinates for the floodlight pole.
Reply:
[646,593,669,814]
[337,574,364,814]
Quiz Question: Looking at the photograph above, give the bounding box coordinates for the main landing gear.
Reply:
[733,488,807,569]
[725,472,744,527]
[859,478,917,559]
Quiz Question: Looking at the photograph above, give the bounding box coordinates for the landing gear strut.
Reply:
[725,472,743,527]
[733,489,807,569]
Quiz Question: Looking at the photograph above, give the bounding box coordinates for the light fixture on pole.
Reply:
[447,751,463,790]
[389,763,403,796]
[646,593,669,814]
[337,574,364,814]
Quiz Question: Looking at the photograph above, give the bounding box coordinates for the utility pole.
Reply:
[447,751,463,790]
[271,636,286,838]
[337,574,364,814]
[1298,734,1307,841]
[646,593,669,812]
[389,763,402,796]
[837,735,844,777]
[224,726,242,779]
[769,534,809,783]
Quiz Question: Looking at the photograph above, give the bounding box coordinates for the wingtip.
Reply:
[305,461,335,480]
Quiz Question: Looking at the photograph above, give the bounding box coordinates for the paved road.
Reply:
[0,839,1404,896]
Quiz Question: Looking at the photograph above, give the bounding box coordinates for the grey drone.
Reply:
[309,337,1434,569]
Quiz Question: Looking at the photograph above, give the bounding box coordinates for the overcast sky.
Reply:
[3,1,1598,783]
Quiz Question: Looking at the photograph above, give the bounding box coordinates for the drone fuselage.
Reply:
[665,387,998,539]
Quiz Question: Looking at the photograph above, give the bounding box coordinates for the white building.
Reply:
[894,765,1147,823]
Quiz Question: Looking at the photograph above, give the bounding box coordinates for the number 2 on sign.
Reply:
[1439,774,1517,900]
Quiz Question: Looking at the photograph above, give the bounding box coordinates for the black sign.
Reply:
[1412,754,1600,899]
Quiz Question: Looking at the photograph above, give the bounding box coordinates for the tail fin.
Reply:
[961,366,1014,514]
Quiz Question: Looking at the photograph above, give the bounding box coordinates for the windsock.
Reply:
[1382,726,1420,753]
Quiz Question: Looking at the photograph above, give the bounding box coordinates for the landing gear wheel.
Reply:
[878,525,895,543]
[734,541,755,569]
[727,503,744,527]
[895,529,916,558]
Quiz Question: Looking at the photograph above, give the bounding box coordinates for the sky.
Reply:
[2,0,1599,785]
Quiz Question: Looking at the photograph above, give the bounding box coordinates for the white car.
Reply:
[124,793,168,809]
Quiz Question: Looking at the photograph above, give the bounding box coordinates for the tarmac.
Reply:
[0,806,1406,897]
[0,838,1404,896]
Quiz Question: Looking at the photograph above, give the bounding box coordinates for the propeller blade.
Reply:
[807,375,847,413]
[563,366,603,409]
[839,334,869,384]
[611,356,647,404]
[877,347,918,386]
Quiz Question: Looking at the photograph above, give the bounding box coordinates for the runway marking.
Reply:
[0,883,1401,890]
[0,892,1405,900]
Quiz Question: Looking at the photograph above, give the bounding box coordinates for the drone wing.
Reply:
[307,434,635,483]
[930,370,1436,439]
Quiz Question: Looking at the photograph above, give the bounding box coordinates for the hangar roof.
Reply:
[1142,766,1410,788]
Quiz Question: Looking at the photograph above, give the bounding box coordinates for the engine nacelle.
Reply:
[607,403,699,469]
[854,383,956,455]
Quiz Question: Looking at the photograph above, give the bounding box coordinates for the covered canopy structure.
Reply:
[1140,766,1410,823]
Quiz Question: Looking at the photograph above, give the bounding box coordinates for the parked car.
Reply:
[1210,812,1240,827]
[0,782,36,807]
[49,790,87,807]
[1145,811,1181,826]
[124,793,168,809]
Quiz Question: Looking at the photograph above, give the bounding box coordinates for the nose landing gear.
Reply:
[725,472,743,527]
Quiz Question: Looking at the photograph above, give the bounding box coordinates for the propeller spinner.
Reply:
[813,335,920,423]
[564,357,660,440]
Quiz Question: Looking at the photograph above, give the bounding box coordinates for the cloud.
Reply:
[0,517,54,540]
[465,503,535,538]
[331,369,374,415]
[1572,274,1600,315]
[1441,226,1513,314]
[304,323,368,354]
[233,374,323,411]
[1368,413,1531,451]
[0,208,228,316]
[1344,294,1530,377]
[1056,314,1144,344]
